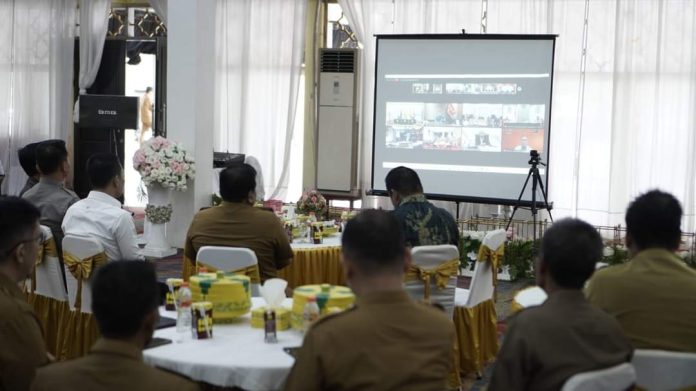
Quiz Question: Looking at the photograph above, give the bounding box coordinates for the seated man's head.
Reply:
[341,209,409,294]
[87,153,124,198]
[92,261,160,348]
[0,197,42,283]
[385,166,423,207]
[18,142,40,179]
[625,190,682,253]
[219,163,257,204]
[36,139,70,181]
[537,218,602,292]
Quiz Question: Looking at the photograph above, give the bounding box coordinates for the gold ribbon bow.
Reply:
[31,238,60,292]
[405,258,460,301]
[477,244,505,288]
[64,251,107,310]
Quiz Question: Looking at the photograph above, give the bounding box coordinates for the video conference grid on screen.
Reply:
[372,37,555,202]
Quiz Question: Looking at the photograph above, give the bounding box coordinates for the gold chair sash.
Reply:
[195,261,262,284]
[64,251,107,310]
[404,258,459,301]
[477,244,504,287]
[32,238,59,292]
[231,264,261,284]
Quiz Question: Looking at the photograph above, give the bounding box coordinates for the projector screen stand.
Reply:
[506,150,553,249]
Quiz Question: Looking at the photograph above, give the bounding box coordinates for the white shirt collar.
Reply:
[87,191,122,208]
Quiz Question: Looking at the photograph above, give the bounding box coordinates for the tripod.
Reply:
[506,150,553,246]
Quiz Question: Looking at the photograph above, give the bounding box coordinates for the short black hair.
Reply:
[342,209,406,275]
[18,142,40,177]
[92,261,160,339]
[540,218,602,289]
[0,197,40,262]
[625,190,682,250]
[87,153,122,189]
[145,86,152,93]
[385,166,423,196]
[36,139,68,175]
[219,163,256,202]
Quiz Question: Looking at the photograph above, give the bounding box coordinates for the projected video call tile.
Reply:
[502,104,546,127]
[461,127,502,152]
[502,128,544,153]
[385,102,424,126]
[422,126,463,151]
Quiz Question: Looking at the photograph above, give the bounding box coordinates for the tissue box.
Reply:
[251,307,291,330]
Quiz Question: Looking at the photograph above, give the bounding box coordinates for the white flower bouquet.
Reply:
[133,136,196,191]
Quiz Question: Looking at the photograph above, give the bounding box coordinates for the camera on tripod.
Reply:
[528,149,542,166]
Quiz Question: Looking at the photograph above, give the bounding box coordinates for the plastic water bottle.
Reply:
[176,282,192,342]
[302,296,320,332]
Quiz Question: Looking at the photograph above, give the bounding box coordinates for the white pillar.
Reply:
[165,0,215,248]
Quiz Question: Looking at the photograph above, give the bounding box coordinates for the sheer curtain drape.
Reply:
[340,0,696,231]
[214,0,307,200]
[0,0,76,195]
[73,0,110,123]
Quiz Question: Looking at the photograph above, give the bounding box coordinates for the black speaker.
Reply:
[79,94,139,129]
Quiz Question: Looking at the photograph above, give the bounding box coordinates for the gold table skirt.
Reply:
[59,310,99,360]
[453,299,499,374]
[184,247,345,288]
[29,294,70,357]
[279,246,345,288]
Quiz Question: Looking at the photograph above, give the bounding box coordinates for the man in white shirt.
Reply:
[63,153,144,261]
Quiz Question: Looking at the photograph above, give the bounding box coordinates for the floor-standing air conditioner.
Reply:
[316,48,360,196]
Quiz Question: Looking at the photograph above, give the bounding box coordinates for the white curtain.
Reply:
[0,0,77,195]
[149,0,167,25]
[73,0,110,122]
[340,0,696,231]
[215,0,307,201]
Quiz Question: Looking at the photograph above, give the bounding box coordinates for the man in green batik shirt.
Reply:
[385,166,459,247]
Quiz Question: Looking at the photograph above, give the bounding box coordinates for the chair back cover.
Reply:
[405,245,459,316]
[633,349,696,391]
[466,229,505,307]
[34,225,67,301]
[62,235,105,313]
[197,246,261,296]
[561,362,636,391]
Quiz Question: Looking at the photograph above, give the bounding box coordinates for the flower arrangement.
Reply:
[296,189,328,217]
[145,204,173,224]
[133,136,196,191]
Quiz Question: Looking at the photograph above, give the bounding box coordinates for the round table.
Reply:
[279,236,345,288]
[144,298,302,390]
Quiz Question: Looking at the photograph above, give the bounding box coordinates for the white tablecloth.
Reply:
[144,298,302,390]
[290,235,341,250]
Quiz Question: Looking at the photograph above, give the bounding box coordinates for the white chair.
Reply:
[404,245,459,317]
[197,246,261,296]
[62,235,105,313]
[561,362,636,391]
[632,349,696,391]
[34,225,68,301]
[455,229,506,308]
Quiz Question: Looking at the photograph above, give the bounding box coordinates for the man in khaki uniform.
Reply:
[489,219,632,391]
[586,190,696,352]
[0,197,48,390]
[285,210,455,391]
[22,140,79,271]
[31,262,199,391]
[185,163,292,282]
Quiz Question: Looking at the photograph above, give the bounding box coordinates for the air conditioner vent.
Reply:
[320,50,355,73]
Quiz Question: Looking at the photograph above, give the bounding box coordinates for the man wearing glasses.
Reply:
[0,197,49,389]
